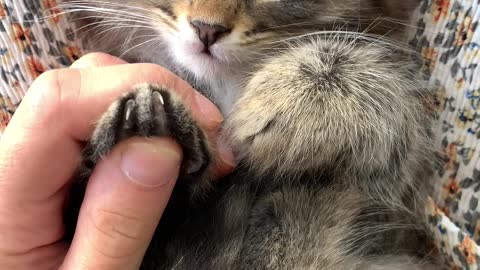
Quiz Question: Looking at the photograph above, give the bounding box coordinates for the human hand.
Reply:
[0,53,235,270]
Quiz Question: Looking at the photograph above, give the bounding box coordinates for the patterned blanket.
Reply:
[0,0,82,132]
[1,0,479,269]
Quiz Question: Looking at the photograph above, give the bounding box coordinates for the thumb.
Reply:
[61,137,182,270]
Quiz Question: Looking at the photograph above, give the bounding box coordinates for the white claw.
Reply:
[153,91,165,105]
[125,100,136,121]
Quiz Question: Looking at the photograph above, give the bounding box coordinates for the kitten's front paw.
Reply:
[80,84,211,180]
[64,84,212,242]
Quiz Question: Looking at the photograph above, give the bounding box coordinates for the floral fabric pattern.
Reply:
[0,0,82,135]
[1,0,480,269]
[411,0,480,269]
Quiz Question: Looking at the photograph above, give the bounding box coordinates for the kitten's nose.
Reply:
[190,20,230,48]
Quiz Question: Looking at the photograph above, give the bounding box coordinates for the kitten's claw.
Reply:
[153,90,165,105]
[152,91,169,137]
[122,99,137,135]
[81,84,211,181]
[186,159,203,174]
[125,99,136,121]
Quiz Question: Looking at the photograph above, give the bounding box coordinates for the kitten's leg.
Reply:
[225,38,435,265]
[64,84,212,241]
[226,38,434,201]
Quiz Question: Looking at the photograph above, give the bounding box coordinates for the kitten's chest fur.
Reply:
[188,74,246,115]
[137,51,254,116]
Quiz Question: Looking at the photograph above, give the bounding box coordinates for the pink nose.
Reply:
[190,20,231,48]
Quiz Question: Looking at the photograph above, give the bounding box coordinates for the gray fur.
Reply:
[61,0,440,269]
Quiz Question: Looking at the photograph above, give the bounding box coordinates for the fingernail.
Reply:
[194,91,224,124]
[120,142,182,187]
[216,137,236,169]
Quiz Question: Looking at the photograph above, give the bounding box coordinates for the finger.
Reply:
[71,56,234,175]
[22,64,223,141]
[70,64,225,138]
[0,64,228,200]
[70,53,128,68]
[61,137,181,270]
[0,242,68,270]
[0,63,233,252]
[213,137,236,177]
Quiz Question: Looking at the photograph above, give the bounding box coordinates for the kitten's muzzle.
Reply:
[190,20,231,51]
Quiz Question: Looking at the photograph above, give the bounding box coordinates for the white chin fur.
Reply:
[157,19,249,114]
[160,17,234,81]
[173,45,225,79]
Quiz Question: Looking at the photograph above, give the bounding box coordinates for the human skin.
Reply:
[0,53,235,270]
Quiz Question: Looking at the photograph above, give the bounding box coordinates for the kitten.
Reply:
[62,0,439,269]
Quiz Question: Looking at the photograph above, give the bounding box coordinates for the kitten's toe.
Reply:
[151,91,169,135]
[123,99,136,129]
[66,84,214,240]
[81,84,211,180]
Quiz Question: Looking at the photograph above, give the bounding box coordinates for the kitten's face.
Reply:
[70,0,410,80]
[154,0,339,79]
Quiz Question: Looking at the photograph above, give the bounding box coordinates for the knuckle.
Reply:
[88,207,147,250]
[79,52,109,60]
[32,69,62,98]
[28,70,64,123]
[34,68,58,83]
[74,52,116,66]
[26,69,81,129]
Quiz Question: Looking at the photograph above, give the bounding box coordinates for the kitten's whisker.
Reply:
[60,3,177,31]
[119,38,161,58]
[41,8,152,26]
[91,25,156,41]
[68,17,158,39]
[68,19,149,36]
[56,4,157,22]
[377,17,430,32]
[267,30,420,57]
[59,0,160,16]
[69,15,152,26]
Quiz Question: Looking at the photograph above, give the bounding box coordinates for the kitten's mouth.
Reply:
[182,40,219,60]
[198,43,221,60]
[193,45,222,62]
[170,37,236,78]
[200,49,213,57]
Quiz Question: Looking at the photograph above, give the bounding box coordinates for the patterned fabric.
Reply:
[409,0,480,269]
[0,0,82,135]
[1,0,480,269]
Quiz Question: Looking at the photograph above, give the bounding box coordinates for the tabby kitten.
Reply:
[62,0,439,269]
